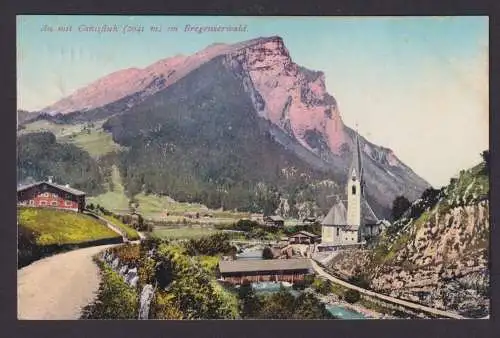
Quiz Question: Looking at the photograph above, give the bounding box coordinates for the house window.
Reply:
[52,193,58,198]
[65,200,72,207]
[336,227,340,236]
[42,192,49,197]
[66,194,72,199]
[29,200,34,205]
[40,201,47,206]
[352,186,356,195]
[51,201,58,206]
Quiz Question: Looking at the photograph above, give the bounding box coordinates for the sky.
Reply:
[17,16,489,188]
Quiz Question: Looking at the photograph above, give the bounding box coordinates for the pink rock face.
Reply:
[386,150,400,167]
[44,36,348,155]
[228,37,347,154]
[44,43,231,115]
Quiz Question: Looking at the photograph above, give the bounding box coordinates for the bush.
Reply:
[262,246,274,260]
[343,289,361,304]
[312,277,331,295]
[348,273,370,289]
[184,233,234,256]
[81,261,139,319]
[392,196,411,221]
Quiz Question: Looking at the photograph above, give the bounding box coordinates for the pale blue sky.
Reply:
[17,16,489,187]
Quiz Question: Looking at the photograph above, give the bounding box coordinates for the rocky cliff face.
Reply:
[37,36,429,217]
[330,161,489,318]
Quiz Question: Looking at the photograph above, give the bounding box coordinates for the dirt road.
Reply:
[17,244,116,320]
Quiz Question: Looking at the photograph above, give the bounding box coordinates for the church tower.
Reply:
[346,127,362,227]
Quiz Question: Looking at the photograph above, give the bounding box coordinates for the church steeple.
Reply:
[346,123,363,227]
[349,123,363,184]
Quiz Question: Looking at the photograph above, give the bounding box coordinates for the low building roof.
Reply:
[266,215,284,221]
[17,181,86,196]
[289,231,319,238]
[219,258,312,274]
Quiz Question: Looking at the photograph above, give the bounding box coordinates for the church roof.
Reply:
[362,199,379,224]
[321,197,379,228]
[321,199,347,226]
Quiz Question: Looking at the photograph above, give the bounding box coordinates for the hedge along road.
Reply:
[17,244,119,320]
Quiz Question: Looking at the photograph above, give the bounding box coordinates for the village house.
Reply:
[17,177,86,213]
[217,258,313,285]
[288,231,320,245]
[263,215,285,227]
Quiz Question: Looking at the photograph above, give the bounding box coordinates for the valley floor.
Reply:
[17,244,117,320]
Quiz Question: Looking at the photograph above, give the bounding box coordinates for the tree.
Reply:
[391,195,411,221]
[348,272,370,289]
[257,287,295,319]
[238,280,261,318]
[420,187,440,203]
[312,277,331,295]
[293,292,332,319]
[481,150,489,171]
[343,289,361,304]
[262,246,274,260]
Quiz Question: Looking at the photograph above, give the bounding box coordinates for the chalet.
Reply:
[17,178,86,212]
[217,258,313,285]
[264,215,285,227]
[288,231,320,245]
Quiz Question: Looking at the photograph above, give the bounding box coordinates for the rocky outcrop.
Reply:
[370,201,489,318]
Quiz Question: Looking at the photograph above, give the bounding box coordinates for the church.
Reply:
[318,131,385,251]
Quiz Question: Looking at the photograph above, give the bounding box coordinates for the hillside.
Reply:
[329,158,489,318]
[18,207,121,246]
[17,132,105,195]
[18,36,430,218]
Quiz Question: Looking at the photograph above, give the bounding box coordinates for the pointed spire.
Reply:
[349,123,363,183]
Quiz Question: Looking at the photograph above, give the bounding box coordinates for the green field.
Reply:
[62,130,123,158]
[87,165,131,213]
[18,207,121,245]
[100,214,141,241]
[151,227,221,240]
[89,165,249,222]
[19,120,83,137]
[20,119,123,158]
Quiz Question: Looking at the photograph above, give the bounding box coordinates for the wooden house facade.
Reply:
[17,179,86,213]
[218,258,313,285]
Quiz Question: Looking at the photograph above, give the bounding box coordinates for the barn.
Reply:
[17,178,86,213]
[217,258,313,285]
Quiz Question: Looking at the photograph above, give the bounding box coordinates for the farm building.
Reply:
[264,215,285,227]
[17,178,86,212]
[288,231,320,245]
[217,258,313,284]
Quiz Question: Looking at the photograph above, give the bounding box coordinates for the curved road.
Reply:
[17,244,116,320]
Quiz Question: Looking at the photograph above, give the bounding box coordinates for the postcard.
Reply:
[16,15,489,320]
